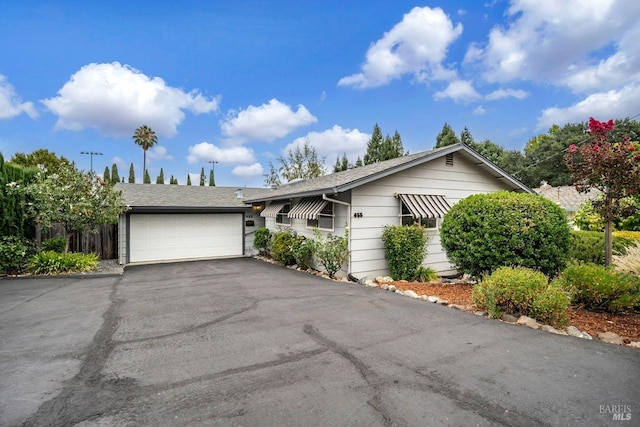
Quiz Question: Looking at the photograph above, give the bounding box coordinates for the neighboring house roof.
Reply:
[534,185,601,211]
[115,183,270,211]
[246,143,532,203]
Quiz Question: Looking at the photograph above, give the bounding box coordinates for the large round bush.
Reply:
[440,191,570,277]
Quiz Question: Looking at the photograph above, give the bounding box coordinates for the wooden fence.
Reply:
[39,223,118,259]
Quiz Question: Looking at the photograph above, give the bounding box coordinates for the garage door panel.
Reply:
[129,214,243,263]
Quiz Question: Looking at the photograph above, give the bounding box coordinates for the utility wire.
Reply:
[512,112,640,178]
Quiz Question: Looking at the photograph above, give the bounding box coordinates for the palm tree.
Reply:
[132,125,158,177]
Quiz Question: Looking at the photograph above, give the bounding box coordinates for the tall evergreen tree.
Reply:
[186,174,192,185]
[209,169,215,186]
[460,127,474,146]
[156,168,165,184]
[364,123,383,165]
[111,164,120,184]
[355,156,363,167]
[435,123,460,148]
[103,166,111,183]
[199,167,206,186]
[169,175,178,185]
[128,163,135,183]
[333,152,350,172]
[143,169,151,184]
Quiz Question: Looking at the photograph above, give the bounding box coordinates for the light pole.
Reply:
[208,160,218,186]
[80,151,103,173]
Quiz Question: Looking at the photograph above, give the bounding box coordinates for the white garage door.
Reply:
[129,213,243,263]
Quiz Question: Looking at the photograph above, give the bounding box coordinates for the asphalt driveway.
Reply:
[1,258,638,426]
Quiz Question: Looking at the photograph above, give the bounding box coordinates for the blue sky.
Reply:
[1,0,639,187]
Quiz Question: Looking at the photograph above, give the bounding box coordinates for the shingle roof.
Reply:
[115,183,270,209]
[534,185,601,211]
[246,143,531,202]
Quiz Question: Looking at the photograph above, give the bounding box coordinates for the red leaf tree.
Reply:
[564,117,640,265]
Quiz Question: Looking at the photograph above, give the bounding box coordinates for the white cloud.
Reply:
[232,163,264,178]
[338,6,463,88]
[473,105,487,115]
[434,80,481,103]
[187,142,255,164]
[465,0,640,91]
[0,75,38,119]
[485,88,529,100]
[220,99,317,144]
[283,125,370,163]
[537,83,640,129]
[147,145,174,161]
[42,62,220,137]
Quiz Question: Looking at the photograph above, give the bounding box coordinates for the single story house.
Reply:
[245,143,533,279]
[115,183,270,264]
[534,183,601,225]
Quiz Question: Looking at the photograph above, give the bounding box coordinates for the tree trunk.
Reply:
[604,220,613,266]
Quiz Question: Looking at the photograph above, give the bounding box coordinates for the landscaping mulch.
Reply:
[390,281,640,342]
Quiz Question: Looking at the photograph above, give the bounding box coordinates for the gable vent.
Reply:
[445,153,454,166]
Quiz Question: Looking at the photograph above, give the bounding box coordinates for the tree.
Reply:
[379,131,405,161]
[128,163,135,183]
[471,139,506,165]
[186,174,192,185]
[10,149,70,175]
[132,125,158,177]
[355,156,363,167]
[169,175,178,185]
[460,127,474,146]
[0,153,39,238]
[19,164,127,253]
[435,123,460,148]
[111,164,120,184]
[199,167,205,186]
[156,168,165,184]
[364,124,383,165]
[564,117,640,265]
[333,152,349,173]
[264,139,325,186]
[103,166,111,183]
[143,169,151,184]
[209,169,215,186]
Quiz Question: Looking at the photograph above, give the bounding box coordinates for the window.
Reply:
[276,203,291,225]
[400,202,438,229]
[307,202,334,230]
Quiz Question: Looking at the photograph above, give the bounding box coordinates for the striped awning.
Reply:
[397,194,451,219]
[288,197,328,219]
[260,201,288,217]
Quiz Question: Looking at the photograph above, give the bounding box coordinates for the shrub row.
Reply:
[29,251,99,275]
[568,231,635,265]
[255,227,348,279]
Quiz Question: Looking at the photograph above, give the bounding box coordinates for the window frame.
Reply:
[306,202,334,231]
[275,203,291,226]
[400,201,438,230]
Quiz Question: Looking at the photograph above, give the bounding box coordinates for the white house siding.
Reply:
[349,153,515,278]
[244,209,265,255]
[118,214,127,265]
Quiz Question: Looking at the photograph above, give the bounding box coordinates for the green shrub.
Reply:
[573,200,603,231]
[473,266,569,327]
[416,266,438,282]
[42,237,66,253]
[568,231,635,264]
[312,228,349,279]
[253,227,271,255]
[552,262,640,313]
[270,229,297,266]
[382,224,429,280]
[440,191,570,278]
[291,235,314,270]
[613,230,640,242]
[29,251,98,275]
[0,236,36,275]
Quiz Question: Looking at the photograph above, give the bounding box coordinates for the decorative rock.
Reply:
[387,285,397,292]
[381,276,394,283]
[427,296,439,303]
[437,299,448,305]
[474,311,487,316]
[516,316,540,330]
[375,276,384,283]
[448,304,466,311]
[366,283,378,288]
[597,332,624,345]
[380,284,389,291]
[565,326,583,337]
[403,290,419,299]
[395,290,403,294]
[582,332,593,340]
[501,314,519,323]
[629,342,640,349]
[364,279,374,286]
[541,325,561,334]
